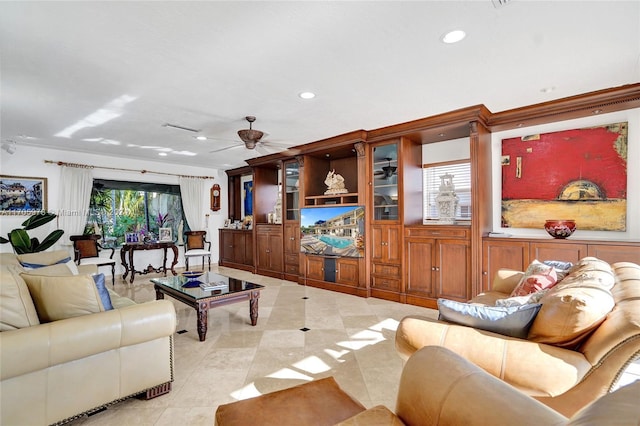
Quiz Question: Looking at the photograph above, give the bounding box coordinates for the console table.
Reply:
[120,241,178,283]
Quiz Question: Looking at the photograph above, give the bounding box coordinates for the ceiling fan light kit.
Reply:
[237,116,264,149]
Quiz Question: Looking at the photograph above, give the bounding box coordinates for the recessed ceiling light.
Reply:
[299,91,316,99]
[195,136,207,141]
[158,152,168,156]
[441,30,466,44]
[540,86,556,93]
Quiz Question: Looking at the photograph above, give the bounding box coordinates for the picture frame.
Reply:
[125,232,139,243]
[0,175,47,214]
[159,227,173,242]
[223,219,231,228]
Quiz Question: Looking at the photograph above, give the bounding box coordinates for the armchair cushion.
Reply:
[438,298,542,339]
[21,273,107,322]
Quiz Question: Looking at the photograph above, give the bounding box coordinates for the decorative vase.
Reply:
[435,173,458,224]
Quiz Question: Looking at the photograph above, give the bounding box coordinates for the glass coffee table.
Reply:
[151,272,264,342]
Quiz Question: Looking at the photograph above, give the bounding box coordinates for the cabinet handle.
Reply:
[431,267,436,271]
[483,271,488,275]
[290,237,295,240]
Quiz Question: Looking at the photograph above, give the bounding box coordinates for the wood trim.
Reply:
[487,82,640,131]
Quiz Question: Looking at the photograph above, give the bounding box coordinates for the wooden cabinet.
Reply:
[218,229,254,273]
[304,255,359,288]
[371,224,403,299]
[482,237,640,295]
[283,223,300,280]
[404,226,471,308]
[255,225,283,278]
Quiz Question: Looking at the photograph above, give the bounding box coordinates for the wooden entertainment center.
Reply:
[219,83,640,309]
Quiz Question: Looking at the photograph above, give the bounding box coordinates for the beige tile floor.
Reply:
[68,265,438,425]
[68,265,639,425]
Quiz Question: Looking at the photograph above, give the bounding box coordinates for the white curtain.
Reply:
[58,166,93,245]
[179,177,208,230]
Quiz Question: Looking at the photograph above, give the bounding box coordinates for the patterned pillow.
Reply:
[510,260,558,297]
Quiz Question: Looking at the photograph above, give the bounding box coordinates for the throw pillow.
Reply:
[542,260,573,281]
[0,265,40,331]
[528,257,615,348]
[437,298,542,339]
[92,273,113,310]
[21,263,79,277]
[21,273,107,322]
[510,260,558,297]
[495,290,547,307]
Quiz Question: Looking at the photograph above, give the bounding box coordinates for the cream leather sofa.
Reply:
[396,257,640,418]
[216,345,640,425]
[0,251,177,425]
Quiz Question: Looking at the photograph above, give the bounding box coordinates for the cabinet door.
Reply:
[587,244,640,264]
[371,225,401,264]
[244,232,254,266]
[336,258,359,286]
[220,231,234,263]
[529,242,588,264]
[284,223,299,255]
[268,233,283,271]
[306,256,325,281]
[371,142,399,221]
[482,240,529,293]
[405,239,435,297]
[436,239,470,301]
[232,232,246,263]
[256,232,271,270]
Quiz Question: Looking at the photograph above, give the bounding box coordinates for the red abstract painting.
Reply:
[501,122,627,231]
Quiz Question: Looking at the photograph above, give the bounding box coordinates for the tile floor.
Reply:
[68,265,639,425]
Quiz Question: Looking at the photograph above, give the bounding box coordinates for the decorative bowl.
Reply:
[544,219,576,239]
[181,271,204,280]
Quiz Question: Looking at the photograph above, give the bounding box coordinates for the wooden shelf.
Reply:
[304,193,359,206]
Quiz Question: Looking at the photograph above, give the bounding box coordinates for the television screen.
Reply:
[300,205,365,258]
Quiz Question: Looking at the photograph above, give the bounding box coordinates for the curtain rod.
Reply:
[44,160,215,180]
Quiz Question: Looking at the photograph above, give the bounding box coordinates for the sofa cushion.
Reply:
[510,260,558,297]
[21,273,107,322]
[21,263,78,277]
[0,265,40,331]
[528,257,615,348]
[16,250,71,267]
[437,298,542,339]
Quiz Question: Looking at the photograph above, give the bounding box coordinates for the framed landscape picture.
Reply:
[0,175,47,214]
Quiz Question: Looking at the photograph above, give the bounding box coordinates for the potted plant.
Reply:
[0,212,64,254]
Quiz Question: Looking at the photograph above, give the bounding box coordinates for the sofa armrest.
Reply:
[0,300,176,381]
[395,346,567,426]
[395,316,591,396]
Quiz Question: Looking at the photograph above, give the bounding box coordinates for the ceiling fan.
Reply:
[209,116,290,155]
[375,158,397,179]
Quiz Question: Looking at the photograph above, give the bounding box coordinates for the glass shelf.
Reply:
[372,143,398,221]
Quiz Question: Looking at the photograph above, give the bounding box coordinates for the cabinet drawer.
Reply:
[285,264,299,274]
[285,253,299,264]
[372,263,401,277]
[371,276,401,292]
[405,227,469,239]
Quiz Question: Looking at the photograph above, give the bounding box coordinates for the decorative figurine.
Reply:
[435,173,459,224]
[324,170,348,195]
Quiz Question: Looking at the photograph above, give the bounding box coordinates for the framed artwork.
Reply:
[159,227,172,242]
[0,175,47,214]
[501,122,628,231]
[125,232,139,243]
[240,174,253,219]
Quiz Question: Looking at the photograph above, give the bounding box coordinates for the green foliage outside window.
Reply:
[87,180,186,246]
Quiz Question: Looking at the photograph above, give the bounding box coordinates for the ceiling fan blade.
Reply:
[209,144,243,154]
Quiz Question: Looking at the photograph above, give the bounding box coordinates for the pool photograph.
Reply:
[300,205,365,258]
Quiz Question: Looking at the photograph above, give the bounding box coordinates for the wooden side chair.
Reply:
[70,234,116,286]
[184,230,211,271]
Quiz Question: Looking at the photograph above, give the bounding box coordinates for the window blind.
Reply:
[423,161,472,222]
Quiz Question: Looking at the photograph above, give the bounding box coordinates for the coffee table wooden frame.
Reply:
[153,279,262,342]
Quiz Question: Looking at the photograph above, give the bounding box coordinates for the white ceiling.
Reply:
[1,1,639,170]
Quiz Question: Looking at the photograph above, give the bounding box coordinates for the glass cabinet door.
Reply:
[372,143,398,221]
[284,161,300,221]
